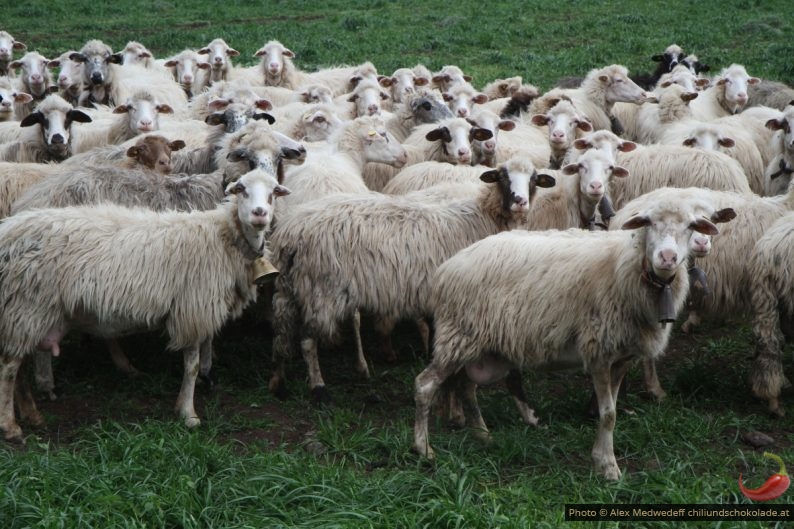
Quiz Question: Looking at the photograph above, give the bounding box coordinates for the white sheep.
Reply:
[530,99,593,168]
[0,94,92,163]
[749,211,794,416]
[747,80,794,111]
[763,105,794,195]
[198,38,239,83]
[0,77,32,121]
[163,49,211,99]
[381,161,491,195]
[249,40,308,89]
[0,30,26,77]
[273,103,344,143]
[47,51,84,106]
[413,196,723,480]
[120,41,154,68]
[334,78,390,119]
[442,82,488,119]
[0,168,289,442]
[268,158,554,402]
[0,162,61,217]
[378,67,430,109]
[431,65,472,93]
[9,51,56,118]
[688,64,759,120]
[467,107,517,167]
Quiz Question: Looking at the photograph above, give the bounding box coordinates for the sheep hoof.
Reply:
[602,465,622,481]
[311,386,333,405]
[471,428,492,445]
[184,416,201,429]
[3,425,24,445]
[413,443,435,460]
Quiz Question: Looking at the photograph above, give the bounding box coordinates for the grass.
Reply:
[3,1,794,527]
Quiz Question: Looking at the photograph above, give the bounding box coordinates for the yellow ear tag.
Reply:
[368,130,377,137]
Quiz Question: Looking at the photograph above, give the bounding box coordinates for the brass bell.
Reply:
[253,257,279,285]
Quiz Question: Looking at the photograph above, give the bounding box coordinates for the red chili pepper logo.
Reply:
[738,452,790,502]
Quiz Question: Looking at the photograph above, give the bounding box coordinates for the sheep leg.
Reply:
[452,371,491,444]
[505,369,539,426]
[0,354,24,443]
[106,338,140,376]
[374,317,397,362]
[198,338,217,389]
[15,358,44,427]
[174,343,201,428]
[33,350,57,401]
[590,363,621,481]
[751,288,787,417]
[413,361,457,459]
[352,310,370,379]
[681,310,701,334]
[416,318,431,357]
[301,337,331,404]
[642,357,667,401]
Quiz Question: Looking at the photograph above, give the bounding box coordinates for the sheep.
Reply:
[530,99,593,168]
[763,106,794,195]
[335,78,390,119]
[0,162,62,217]
[0,30,26,77]
[747,80,794,111]
[442,82,488,119]
[198,38,239,83]
[632,83,700,145]
[526,149,628,230]
[0,168,290,442]
[72,91,175,153]
[47,51,84,106]
[631,44,687,90]
[681,54,710,77]
[413,196,723,480]
[250,40,307,89]
[189,79,272,124]
[0,94,92,163]
[572,129,752,208]
[381,161,491,195]
[383,89,453,143]
[9,51,57,119]
[558,64,654,134]
[497,85,542,119]
[378,67,430,109]
[363,117,493,191]
[749,212,794,416]
[163,49,211,99]
[268,158,554,402]
[120,41,154,68]
[69,39,123,107]
[688,64,760,120]
[617,183,794,346]
[273,103,344,143]
[431,65,472,93]
[0,78,33,122]
[124,135,186,173]
[277,115,407,215]
[467,108,517,167]
[481,76,523,100]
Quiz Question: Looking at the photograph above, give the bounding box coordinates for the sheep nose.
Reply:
[91,72,103,84]
[30,73,43,83]
[670,60,678,68]
[252,207,265,217]
[659,249,678,266]
[456,108,468,117]
[367,104,379,115]
[0,48,8,55]
[214,56,223,64]
[513,196,528,206]
[484,140,496,151]
[50,134,64,144]
[589,181,603,193]
[182,74,193,84]
[268,63,279,72]
[138,119,153,129]
[551,130,565,140]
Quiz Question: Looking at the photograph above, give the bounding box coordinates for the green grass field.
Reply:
[2,1,794,528]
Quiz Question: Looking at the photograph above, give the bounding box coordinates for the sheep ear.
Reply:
[273,184,291,197]
[198,47,210,55]
[659,80,673,88]
[651,54,664,62]
[12,41,26,51]
[621,215,651,230]
[378,76,394,88]
[414,77,429,86]
[463,75,473,82]
[282,48,295,59]
[598,75,609,83]
[252,113,276,124]
[425,126,451,143]
[561,163,579,175]
[109,53,123,64]
[254,99,273,111]
[168,140,186,152]
[472,94,489,104]
[139,51,152,59]
[530,114,550,126]
[67,110,92,123]
[498,120,516,131]
[576,119,593,132]
[164,59,178,67]
[681,92,698,102]
[47,59,61,68]
[13,92,33,104]
[748,77,761,85]
[766,118,784,130]
[20,112,43,127]
[208,98,230,111]
[682,138,697,147]
[479,169,501,183]
[197,62,211,70]
[380,91,390,101]
[696,78,711,87]
[611,165,629,178]
[432,74,449,85]
[226,48,240,57]
[534,173,556,188]
[156,104,174,114]
[126,146,140,158]
[618,141,637,152]
[470,128,493,141]
[441,92,453,102]
[718,137,735,148]
[347,93,360,103]
[711,207,736,224]
[112,104,130,114]
[45,86,59,94]
[254,48,267,57]
[205,113,227,126]
[9,60,21,70]
[716,78,727,86]
[573,139,592,150]
[698,64,710,73]
[225,180,246,195]
[280,147,305,160]
[227,149,250,162]
[69,53,87,63]
[690,218,719,236]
